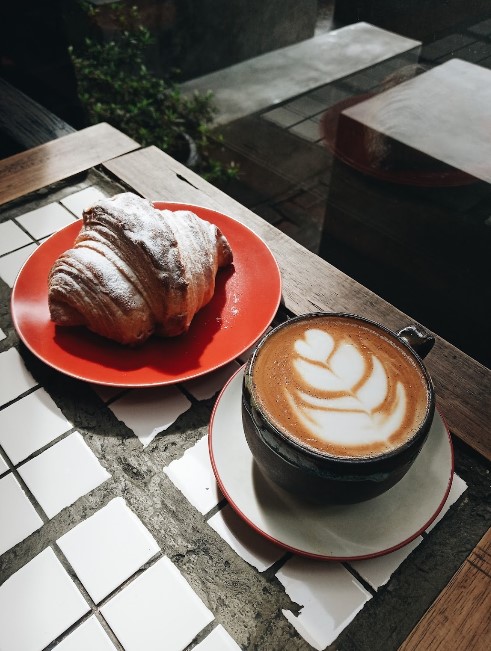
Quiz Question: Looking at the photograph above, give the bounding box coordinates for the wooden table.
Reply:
[0,124,489,651]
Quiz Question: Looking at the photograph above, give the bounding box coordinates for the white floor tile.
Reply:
[55,616,117,651]
[0,348,38,407]
[193,625,241,651]
[0,327,6,341]
[18,432,111,519]
[100,556,213,651]
[57,497,160,604]
[60,187,107,218]
[208,505,284,572]
[91,384,127,404]
[15,202,77,239]
[425,473,468,533]
[109,386,191,447]
[0,387,71,464]
[164,435,223,515]
[0,221,33,256]
[0,242,37,287]
[276,556,371,650]
[0,452,8,475]
[183,361,240,400]
[0,473,43,556]
[349,537,423,590]
[0,547,89,651]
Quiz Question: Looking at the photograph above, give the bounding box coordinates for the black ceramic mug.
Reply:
[242,313,435,503]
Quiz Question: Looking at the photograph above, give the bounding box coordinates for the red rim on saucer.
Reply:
[11,203,282,387]
[209,366,454,561]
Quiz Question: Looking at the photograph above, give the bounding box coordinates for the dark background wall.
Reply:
[333,0,490,42]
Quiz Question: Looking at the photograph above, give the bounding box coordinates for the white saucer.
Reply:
[209,366,454,561]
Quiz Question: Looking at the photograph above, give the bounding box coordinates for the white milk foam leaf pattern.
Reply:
[289,328,406,447]
[252,316,429,458]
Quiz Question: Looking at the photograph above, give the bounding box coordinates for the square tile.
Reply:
[0,473,43,555]
[193,625,241,651]
[0,347,38,407]
[276,556,371,650]
[349,537,423,590]
[15,202,77,239]
[288,119,322,142]
[0,452,8,475]
[0,220,33,256]
[285,95,327,118]
[61,186,107,218]
[18,432,111,518]
[0,547,89,651]
[208,505,284,572]
[100,556,214,651]
[0,242,37,287]
[262,106,302,128]
[91,384,127,404]
[109,386,191,447]
[55,616,117,651]
[164,435,223,514]
[183,361,240,401]
[0,387,71,464]
[425,473,467,533]
[57,497,160,604]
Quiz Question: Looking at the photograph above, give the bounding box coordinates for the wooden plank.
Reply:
[104,146,491,461]
[399,527,491,651]
[0,123,139,206]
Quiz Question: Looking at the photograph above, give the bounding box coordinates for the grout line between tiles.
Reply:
[0,384,40,413]
[342,562,377,596]
[0,441,50,525]
[204,498,228,521]
[14,426,77,470]
[42,612,95,651]
[92,610,126,651]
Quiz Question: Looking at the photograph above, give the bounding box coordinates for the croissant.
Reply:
[48,192,233,345]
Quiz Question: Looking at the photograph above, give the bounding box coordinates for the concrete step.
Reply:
[181,22,420,126]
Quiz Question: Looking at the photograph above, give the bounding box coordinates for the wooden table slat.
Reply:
[399,527,491,651]
[0,123,139,206]
[104,146,491,461]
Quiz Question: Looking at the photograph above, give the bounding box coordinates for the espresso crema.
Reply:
[251,316,430,458]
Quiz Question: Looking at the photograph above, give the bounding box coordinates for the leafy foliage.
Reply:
[69,3,238,182]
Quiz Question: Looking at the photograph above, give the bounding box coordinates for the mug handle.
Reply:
[397,325,435,359]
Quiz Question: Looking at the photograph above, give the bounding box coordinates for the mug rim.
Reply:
[245,311,435,466]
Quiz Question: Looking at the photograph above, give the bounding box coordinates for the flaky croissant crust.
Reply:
[48,193,233,345]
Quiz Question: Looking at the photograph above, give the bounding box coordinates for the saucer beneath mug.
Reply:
[209,366,454,561]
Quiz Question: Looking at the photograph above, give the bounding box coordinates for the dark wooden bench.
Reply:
[0,76,75,157]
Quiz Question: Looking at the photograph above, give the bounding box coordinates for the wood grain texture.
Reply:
[0,123,139,206]
[0,77,76,149]
[104,146,491,461]
[399,527,491,651]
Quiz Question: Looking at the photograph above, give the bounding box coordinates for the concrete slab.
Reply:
[343,58,491,183]
[181,22,420,125]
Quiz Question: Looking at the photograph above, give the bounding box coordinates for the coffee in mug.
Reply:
[242,313,435,503]
[251,314,429,459]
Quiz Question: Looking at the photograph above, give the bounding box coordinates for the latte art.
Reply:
[252,316,429,458]
[288,328,407,447]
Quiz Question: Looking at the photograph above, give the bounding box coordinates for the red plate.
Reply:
[11,202,282,386]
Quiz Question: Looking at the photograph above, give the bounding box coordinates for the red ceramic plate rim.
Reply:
[11,202,282,387]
